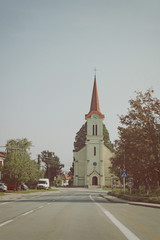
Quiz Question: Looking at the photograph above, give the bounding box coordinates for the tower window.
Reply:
[93,125,98,136]
[94,147,96,156]
[95,125,97,136]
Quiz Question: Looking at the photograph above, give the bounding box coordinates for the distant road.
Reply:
[0,188,159,240]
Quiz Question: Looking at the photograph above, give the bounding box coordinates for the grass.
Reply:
[0,192,5,196]
[5,188,59,194]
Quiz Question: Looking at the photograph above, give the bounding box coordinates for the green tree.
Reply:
[40,151,64,184]
[69,162,74,176]
[26,160,44,188]
[56,176,62,186]
[73,122,87,152]
[3,138,43,189]
[68,162,74,186]
[110,89,160,190]
[103,124,114,151]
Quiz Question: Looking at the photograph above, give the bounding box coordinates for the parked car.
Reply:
[21,183,29,190]
[0,183,7,192]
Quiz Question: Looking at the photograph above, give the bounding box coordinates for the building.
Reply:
[0,152,5,181]
[58,173,72,187]
[73,75,113,188]
[0,153,5,168]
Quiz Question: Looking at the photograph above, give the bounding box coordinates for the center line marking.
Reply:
[22,210,34,216]
[37,206,43,209]
[90,195,141,240]
[0,219,13,228]
[0,202,9,205]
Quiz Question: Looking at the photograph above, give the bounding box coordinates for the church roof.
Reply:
[85,75,104,119]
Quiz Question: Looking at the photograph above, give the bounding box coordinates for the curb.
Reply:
[101,194,160,209]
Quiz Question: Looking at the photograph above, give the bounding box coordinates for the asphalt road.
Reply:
[0,188,160,240]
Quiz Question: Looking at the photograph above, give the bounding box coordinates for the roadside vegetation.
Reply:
[107,187,160,204]
[7,188,58,194]
[110,89,160,194]
[0,139,64,191]
[2,138,44,189]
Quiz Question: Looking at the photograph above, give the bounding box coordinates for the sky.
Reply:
[0,0,160,171]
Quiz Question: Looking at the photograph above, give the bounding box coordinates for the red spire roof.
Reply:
[85,75,104,119]
[90,75,100,112]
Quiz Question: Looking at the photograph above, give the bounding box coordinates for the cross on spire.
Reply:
[94,68,97,77]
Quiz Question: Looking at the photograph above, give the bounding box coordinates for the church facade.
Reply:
[73,75,113,188]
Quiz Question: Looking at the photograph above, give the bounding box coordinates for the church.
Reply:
[73,75,113,188]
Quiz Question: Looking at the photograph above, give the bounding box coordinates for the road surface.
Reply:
[0,188,159,240]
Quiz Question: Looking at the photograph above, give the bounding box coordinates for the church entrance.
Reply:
[92,176,98,185]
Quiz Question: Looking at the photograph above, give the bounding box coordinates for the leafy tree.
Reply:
[110,89,160,190]
[3,138,43,189]
[73,122,87,152]
[68,162,74,186]
[68,162,74,176]
[103,124,114,151]
[40,151,64,184]
[73,122,113,152]
[26,160,44,188]
[56,176,62,186]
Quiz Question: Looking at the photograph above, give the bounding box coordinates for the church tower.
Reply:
[73,75,113,187]
[85,75,105,186]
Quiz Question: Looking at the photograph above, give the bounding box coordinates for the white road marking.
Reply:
[90,195,141,240]
[37,205,44,209]
[0,202,9,205]
[0,219,13,227]
[0,202,52,228]
[22,210,34,216]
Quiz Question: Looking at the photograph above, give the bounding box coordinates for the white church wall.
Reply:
[74,147,86,186]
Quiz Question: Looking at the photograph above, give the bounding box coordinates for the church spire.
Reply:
[90,75,100,112]
[85,75,104,119]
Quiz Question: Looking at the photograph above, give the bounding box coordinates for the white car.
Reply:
[37,178,50,190]
[0,183,7,192]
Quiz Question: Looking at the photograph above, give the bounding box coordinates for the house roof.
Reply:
[0,153,5,158]
[85,75,104,119]
[59,173,71,180]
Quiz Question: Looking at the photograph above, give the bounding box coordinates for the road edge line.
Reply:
[90,195,141,240]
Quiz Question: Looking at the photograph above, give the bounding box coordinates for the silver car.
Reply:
[0,183,7,192]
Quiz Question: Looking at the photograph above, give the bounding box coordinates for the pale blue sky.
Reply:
[1,0,160,171]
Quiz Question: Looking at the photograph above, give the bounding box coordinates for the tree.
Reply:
[25,160,44,188]
[2,138,43,189]
[68,162,74,186]
[68,162,74,176]
[103,124,114,152]
[110,89,160,190]
[40,151,64,184]
[73,122,113,152]
[73,122,87,152]
[56,176,62,186]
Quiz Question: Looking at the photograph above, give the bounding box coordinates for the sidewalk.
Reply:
[102,193,160,209]
[0,191,50,201]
